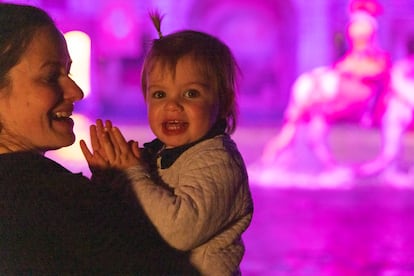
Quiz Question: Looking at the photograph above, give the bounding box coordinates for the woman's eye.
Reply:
[44,72,60,84]
[184,89,200,98]
[152,90,166,99]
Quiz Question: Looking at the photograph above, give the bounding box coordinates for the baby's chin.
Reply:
[163,138,192,149]
[160,130,209,149]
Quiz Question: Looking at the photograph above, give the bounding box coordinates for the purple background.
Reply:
[7,0,414,125]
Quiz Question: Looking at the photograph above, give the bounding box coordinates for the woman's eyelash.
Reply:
[44,72,60,83]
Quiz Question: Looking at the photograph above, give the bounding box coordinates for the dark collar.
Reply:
[143,120,226,169]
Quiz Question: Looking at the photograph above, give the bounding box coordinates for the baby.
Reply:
[81,11,253,276]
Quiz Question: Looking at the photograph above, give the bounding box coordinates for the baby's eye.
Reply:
[184,89,200,98]
[152,90,166,99]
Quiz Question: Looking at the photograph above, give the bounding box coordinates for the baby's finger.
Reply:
[100,130,117,161]
[95,119,105,137]
[104,120,113,132]
[80,139,93,162]
[102,126,120,156]
[111,127,130,154]
[80,139,105,164]
[130,141,141,159]
[89,125,101,152]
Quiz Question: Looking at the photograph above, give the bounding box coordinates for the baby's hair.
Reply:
[149,10,164,39]
[141,11,241,134]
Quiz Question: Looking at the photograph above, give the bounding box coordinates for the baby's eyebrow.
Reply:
[184,81,209,88]
[148,84,165,90]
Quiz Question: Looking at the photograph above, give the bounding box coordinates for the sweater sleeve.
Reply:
[126,139,251,251]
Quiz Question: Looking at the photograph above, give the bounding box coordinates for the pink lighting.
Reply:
[97,1,141,57]
[103,8,134,39]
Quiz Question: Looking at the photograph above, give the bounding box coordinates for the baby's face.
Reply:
[145,56,220,148]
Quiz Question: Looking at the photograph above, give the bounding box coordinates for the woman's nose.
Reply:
[64,78,84,102]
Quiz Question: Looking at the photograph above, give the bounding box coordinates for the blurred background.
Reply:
[6,0,414,125]
[5,0,414,274]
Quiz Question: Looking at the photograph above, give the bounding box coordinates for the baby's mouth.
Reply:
[163,120,188,131]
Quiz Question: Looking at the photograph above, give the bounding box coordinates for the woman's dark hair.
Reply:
[141,12,241,134]
[0,3,56,88]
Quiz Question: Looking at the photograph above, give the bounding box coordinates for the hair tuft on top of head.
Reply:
[149,9,164,39]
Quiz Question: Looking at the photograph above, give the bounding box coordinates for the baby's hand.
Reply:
[80,119,111,173]
[81,119,141,172]
[101,122,141,170]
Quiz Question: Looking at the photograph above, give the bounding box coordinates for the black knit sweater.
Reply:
[0,151,197,275]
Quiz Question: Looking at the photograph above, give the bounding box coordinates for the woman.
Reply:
[0,3,194,274]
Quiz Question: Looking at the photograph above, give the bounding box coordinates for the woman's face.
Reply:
[145,56,220,148]
[0,27,84,154]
